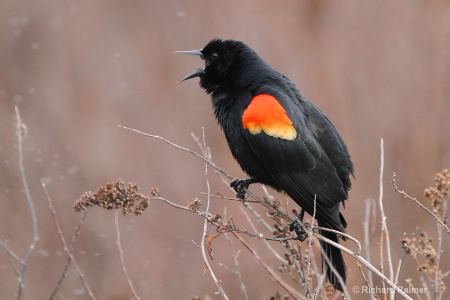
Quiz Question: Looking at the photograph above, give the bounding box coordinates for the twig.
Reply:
[394,258,404,291]
[42,183,96,300]
[362,198,376,300]
[243,204,277,236]
[15,106,39,300]
[392,173,450,234]
[419,276,432,300]
[311,226,361,255]
[434,215,444,300]
[377,138,394,300]
[232,232,303,299]
[221,208,248,300]
[305,196,317,298]
[199,129,229,299]
[117,125,231,180]
[0,240,24,266]
[357,263,380,300]
[50,210,88,299]
[240,207,287,264]
[198,192,259,203]
[318,244,351,299]
[114,210,141,300]
[312,232,412,300]
[150,195,295,243]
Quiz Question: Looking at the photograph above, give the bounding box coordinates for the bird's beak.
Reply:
[178,68,205,82]
[175,49,205,82]
[174,49,203,56]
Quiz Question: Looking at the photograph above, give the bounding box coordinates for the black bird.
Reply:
[177,39,354,291]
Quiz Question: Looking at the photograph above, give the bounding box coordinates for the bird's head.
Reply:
[176,39,258,94]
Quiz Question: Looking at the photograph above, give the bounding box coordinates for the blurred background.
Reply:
[1,1,449,299]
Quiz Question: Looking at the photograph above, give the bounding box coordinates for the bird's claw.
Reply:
[230,178,253,200]
[289,220,308,241]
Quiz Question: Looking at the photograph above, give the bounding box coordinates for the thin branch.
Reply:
[377,138,394,300]
[239,207,287,264]
[198,192,259,203]
[419,276,432,300]
[305,196,318,298]
[357,262,380,300]
[392,173,450,234]
[221,208,248,300]
[117,125,231,180]
[50,210,88,299]
[434,216,444,300]
[232,232,303,299]
[362,198,376,300]
[150,195,294,243]
[318,244,351,299]
[312,232,412,300]
[243,204,276,235]
[311,226,361,255]
[1,240,21,279]
[114,210,141,300]
[394,258,404,290]
[0,240,24,266]
[15,106,39,300]
[42,183,96,300]
[199,129,229,299]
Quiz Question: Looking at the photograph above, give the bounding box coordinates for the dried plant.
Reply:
[400,169,449,298]
[73,179,150,216]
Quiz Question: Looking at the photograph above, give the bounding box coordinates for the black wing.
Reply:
[243,85,349,229]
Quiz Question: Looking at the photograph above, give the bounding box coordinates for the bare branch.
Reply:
[0,240,24,266]
[312,232,412,300]
[199,129,229,300]
[15,106,39,300]
[50,210,88,299]
[434,213,444,300]
[377,138,394,300]
[117,125,231,180]
[221,208,248,300]
[43,183,96,300]
[362,198,376,299]
[239,207,287,264]
[232,232,303,299]
[114,210,141,300]
[392,173,450,235]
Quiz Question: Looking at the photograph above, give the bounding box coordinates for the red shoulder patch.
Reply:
[242,94,297,140]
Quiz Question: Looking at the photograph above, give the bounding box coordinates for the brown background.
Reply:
[1,1,449,299]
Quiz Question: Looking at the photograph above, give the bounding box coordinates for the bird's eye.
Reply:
[211,52,218,60]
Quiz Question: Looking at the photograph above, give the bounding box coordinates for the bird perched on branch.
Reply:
[177,38,354,291]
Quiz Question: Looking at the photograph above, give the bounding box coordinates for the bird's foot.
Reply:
[289,209,308,241]
[230,178,255,200]
[289,220,308,242]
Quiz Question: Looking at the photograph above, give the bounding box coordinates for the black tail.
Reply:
[318,225,347,291]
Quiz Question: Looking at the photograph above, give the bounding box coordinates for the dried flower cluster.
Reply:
[401,169,449,294]
[401,231,436,268]
[424,169,449,217]
[188,198,202,211]
[73,179,150,216]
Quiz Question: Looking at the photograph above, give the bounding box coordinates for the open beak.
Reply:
[175,49,205,82]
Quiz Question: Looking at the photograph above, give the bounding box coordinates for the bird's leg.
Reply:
[230,178,256,200]
[289,209,308,242]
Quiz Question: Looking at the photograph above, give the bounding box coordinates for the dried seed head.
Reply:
[73,179,150,216]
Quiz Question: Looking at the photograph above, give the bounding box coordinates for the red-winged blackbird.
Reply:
[177,39,354,291]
